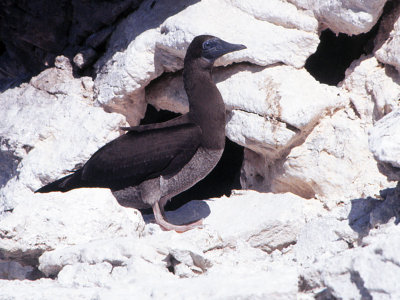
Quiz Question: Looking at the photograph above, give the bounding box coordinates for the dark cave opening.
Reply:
[139,103,181,125]
[305,28,378,86]
[0,41,5,56]
[305,1,396,86]
[0,148,21,188]
[139,105,244,212]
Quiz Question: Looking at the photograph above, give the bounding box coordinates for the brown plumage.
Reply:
[36,35,246,232]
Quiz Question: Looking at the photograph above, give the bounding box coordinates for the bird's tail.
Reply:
[35,172,78,193]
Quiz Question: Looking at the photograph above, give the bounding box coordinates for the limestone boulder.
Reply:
[0,56,127,212]
[268,108,394,208]
[290,0,387,35]
[0,264,298,299]
[239,52,399,207]
[164,190,306,253]
[33,191,302,298]
[0,189,144,264]
[340,55,400,123]
[369,109,400,181]
[94,0,319,122]
[147,64,346,159]
[375,5,400,73]
[297,185,400,298]
[300,222,400,299]
[0,190,309,297]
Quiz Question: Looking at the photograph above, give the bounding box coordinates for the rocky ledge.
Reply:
[1,0,400,299]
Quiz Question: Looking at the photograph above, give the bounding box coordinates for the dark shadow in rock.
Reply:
[142,200,211,226]
[304,0,400,87]
[305,27,378,86]
[139,104,181,125]
[0,148,21,188]
[349,184,400,239]
[0,0,201,90]
[377,161,400,182]
[348,197,382,237]
[0,260,46,281]
[97,0,201,74]
[315,287,337,300]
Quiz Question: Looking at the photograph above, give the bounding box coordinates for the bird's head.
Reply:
[184,35,246,67]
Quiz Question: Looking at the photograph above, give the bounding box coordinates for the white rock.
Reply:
[164,190,305,253]
[0,279,99,300]
[0,189,144,263]
[290,0,386,35]
[340,55,400,122]
[4,191,304,298]
[0,56,127,212]
[39,236,166,278]
[147,64,346,158]
[269,108,394,208]
[35,190,305,281]
[375,7,400,73]
[295,215,357,266]
[226,110,296,159]
[146,71,188,114]
[0,263,298,299]
[57,262,114,288]
[95,0,319,120]
[369,109,400,180]
[157,0,319,69]
[228,0,318,32]
[301,223,400,299]
[219,65,346,131]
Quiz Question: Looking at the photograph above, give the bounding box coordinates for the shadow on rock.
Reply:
[349,183,400,239]
[377,161,400,182]
[99,0,201,70]
[0,147,21,188]
[142,200,211,226]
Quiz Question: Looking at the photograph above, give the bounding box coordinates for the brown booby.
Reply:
[36,35,246,232]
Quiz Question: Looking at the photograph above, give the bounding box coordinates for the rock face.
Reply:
[289,0,387,35]
[147,64,345,159]
[0,56,127,213]
[375,4,400,73]
[94,0,320,123]
[369,109,400,181]
[1,0,400,298]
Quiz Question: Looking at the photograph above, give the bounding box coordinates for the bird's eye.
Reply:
[202,40,212,50]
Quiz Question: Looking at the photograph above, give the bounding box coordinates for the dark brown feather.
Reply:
[37,123,201,192]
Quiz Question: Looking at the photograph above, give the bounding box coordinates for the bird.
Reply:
[36,35,246,232]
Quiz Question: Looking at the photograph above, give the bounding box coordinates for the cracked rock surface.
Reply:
[1,0,400,298]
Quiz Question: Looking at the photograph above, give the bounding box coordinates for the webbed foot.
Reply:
[152,202,203,233]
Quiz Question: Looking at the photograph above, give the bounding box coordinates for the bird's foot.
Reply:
[160,218,203,233]
[152,202,203,233]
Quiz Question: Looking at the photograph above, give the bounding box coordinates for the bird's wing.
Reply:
[120,114,190,132]
[80,123,202,189]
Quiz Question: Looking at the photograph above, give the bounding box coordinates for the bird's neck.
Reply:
[183,61,226,150]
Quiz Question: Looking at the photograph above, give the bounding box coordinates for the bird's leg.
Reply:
[152,201,203,233]
[160,202,166,217]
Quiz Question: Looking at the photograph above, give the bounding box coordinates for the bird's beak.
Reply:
[202,38,247,61]
[219,40,247,55]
